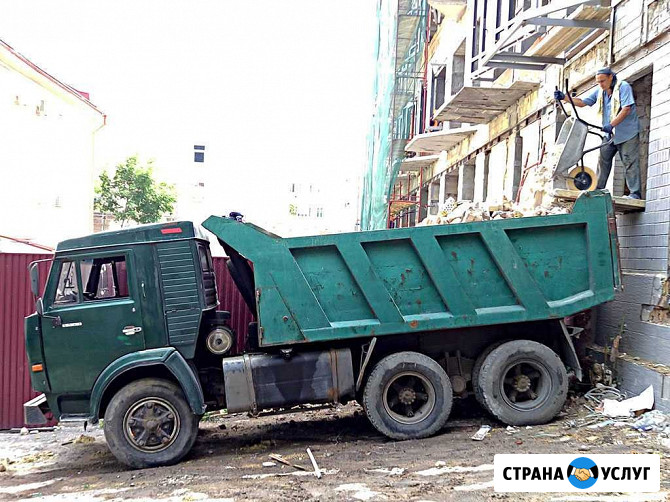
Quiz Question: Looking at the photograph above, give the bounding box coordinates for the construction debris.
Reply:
[602,385,654,418]
[632,410,667,432]
[583,384,626,413]
[268,453,307,471]
[470,425,491,441]
[306,448,321,479]
[419,191,571,227]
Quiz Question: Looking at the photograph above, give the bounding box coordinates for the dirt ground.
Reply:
[1,397,669,502]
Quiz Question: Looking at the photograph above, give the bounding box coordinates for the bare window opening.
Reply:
[458,160,476,201]
[80,256,129,301]
[433,67,446,112]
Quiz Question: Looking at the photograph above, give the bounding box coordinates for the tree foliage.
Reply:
[94,156,176,228]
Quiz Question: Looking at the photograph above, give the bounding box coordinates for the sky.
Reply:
[0,0,377,229]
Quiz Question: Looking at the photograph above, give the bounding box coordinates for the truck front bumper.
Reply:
[24,394,50,425]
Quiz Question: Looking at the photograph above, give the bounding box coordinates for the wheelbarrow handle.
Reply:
[558,83,606,132]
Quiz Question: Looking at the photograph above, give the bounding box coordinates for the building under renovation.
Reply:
[362,0,670,409]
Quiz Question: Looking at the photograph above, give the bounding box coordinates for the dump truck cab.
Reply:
[25,222,221,424]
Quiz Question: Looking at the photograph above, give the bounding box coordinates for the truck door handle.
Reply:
[122,326,142,336]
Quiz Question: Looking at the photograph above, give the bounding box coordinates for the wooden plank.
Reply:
[553,189,646,212]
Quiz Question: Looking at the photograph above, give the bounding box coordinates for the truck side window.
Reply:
[53,261,79,305]
[80,256,130,301]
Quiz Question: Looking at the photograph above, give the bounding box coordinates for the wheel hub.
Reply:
[124,398,180,453]
[398,388,416,405]
[513,374,531,393]
[573,171,592,191]
[382,371,437,426]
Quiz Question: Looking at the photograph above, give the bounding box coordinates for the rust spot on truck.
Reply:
[409,320,419,328]
[451,251,458,260]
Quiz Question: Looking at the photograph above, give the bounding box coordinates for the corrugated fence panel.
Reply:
[0,253,52,429]
[1,253,253,428]
[213,257,255,354]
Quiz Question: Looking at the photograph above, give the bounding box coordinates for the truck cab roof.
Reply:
[56,221,209,252]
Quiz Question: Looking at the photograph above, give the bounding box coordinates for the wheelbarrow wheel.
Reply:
[478,340,568,426]
[567,166,597,191]
[363,351,452,440]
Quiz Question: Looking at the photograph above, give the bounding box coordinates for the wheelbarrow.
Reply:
[552,80,613,191]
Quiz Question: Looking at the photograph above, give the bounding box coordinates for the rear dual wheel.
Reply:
[476,340,568,425]
[363,351,453,440]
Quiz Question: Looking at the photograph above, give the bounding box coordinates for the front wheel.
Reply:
[363,351,452,440]
[104,378,198,468]
[478,340,568,426]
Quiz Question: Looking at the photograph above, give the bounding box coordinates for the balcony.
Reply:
[470,0,611,81]
[404,126,478,154]
[434,81,539,123]
[400,154,441,171]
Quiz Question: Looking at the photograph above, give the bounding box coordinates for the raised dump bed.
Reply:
[203,190,621,347]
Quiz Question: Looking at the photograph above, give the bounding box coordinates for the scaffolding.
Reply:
[361,0,428,230]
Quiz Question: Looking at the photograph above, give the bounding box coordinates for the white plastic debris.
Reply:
[602,385,654,417]
[632,410,667,432]
[471,425,491,441]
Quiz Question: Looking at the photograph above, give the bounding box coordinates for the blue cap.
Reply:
[596,67,615,76]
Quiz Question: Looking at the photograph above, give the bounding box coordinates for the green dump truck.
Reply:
[24,190,621,468]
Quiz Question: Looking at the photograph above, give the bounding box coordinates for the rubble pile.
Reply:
[419,192,572,227]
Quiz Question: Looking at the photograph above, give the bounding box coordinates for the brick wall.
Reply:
[594,4,670,367]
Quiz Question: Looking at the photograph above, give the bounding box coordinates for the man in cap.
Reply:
[554,68,642,199]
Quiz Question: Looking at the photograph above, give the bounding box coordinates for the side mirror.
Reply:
[29,262,40,297]
[35,297,44,316]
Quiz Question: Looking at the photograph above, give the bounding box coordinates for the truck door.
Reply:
[42,252,145,394]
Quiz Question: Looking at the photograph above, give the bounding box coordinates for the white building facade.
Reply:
[0,39,106,248]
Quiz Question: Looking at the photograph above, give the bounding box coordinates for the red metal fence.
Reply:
[0,253,253,429]
[0,253,51,429]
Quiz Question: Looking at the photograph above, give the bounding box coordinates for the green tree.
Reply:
[94,156,176,228]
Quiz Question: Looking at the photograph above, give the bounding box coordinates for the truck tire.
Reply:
[363,351,452,440]
[104,378,198,469]
[472,340,507,414]
[478,340,568,426]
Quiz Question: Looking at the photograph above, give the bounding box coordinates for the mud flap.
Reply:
[558,320,583,381]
